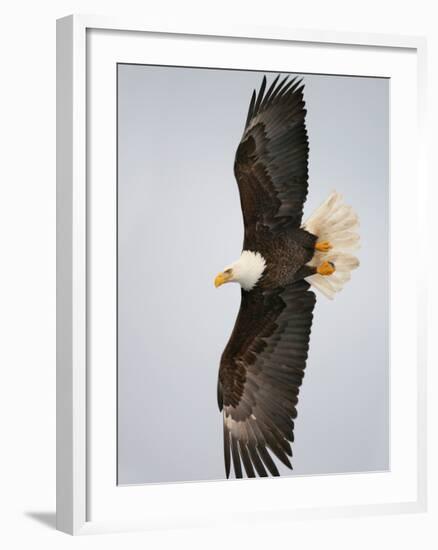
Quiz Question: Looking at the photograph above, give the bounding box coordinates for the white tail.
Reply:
[303,191,360,299]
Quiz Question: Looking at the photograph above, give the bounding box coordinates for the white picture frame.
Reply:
[56,14,428,535]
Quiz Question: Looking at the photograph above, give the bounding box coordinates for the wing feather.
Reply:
[231,435,243,479]
[223,419,231,478]
[239,439,256,478]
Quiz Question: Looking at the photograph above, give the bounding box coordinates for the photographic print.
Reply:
[117,65,389,484]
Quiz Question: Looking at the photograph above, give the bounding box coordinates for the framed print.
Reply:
[56,15,427,535]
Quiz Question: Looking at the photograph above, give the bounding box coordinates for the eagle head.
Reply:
[214,250,266,292]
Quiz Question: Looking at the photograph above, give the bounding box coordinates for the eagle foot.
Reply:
[317,261,335,276]
[315,240,333,252]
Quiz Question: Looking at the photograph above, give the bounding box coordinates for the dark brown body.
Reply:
[246,225,317,289]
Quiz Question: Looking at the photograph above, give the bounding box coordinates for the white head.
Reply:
[214,250,266,291]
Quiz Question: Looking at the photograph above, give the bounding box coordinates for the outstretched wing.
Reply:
[235,75,309,247]
[217,281,316,478]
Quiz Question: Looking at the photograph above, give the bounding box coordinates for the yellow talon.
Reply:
[315,240,333,252]
[317,261,335,276]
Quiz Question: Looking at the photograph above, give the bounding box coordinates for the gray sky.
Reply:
[117,64,389,485]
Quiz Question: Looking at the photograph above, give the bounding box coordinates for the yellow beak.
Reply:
[214,271,233,288]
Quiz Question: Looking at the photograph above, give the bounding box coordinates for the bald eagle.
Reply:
[214,75,360,479]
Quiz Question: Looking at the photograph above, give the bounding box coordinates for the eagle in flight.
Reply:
[214,75,360,479]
